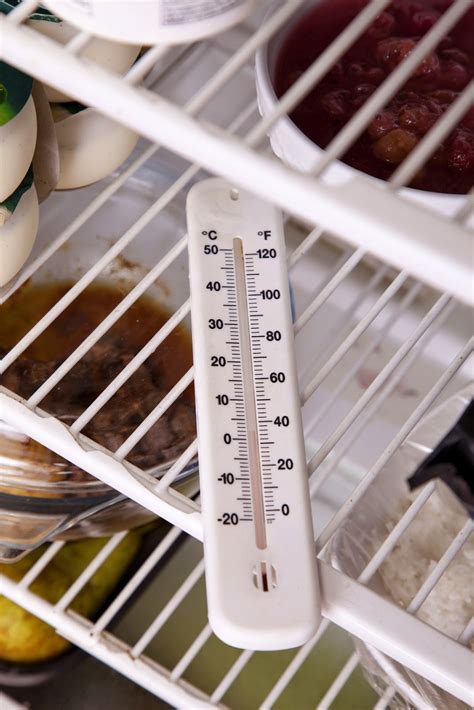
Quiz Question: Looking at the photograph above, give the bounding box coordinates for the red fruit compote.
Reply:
[274,0,473,194]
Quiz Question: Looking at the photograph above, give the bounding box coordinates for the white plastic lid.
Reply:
[42,0,256,45]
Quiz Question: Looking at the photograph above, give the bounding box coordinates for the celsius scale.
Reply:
[187,178,320,650]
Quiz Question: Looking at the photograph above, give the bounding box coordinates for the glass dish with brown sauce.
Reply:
[0,281,197,516]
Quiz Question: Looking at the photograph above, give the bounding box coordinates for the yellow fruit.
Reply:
[0,531,141,663]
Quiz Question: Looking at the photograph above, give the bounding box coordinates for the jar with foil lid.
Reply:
[42,0,256,45]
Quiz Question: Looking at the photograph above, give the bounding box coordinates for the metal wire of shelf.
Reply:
[1,2,473,302]
[0,1,472,707]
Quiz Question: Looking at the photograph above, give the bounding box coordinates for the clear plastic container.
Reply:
[329,385,473,709]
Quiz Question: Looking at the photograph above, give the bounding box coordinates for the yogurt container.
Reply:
[0,61,37,202]
[0,172,39,287]
[51,103,139,190]
[27,13,140,103]
[42,0,256,46]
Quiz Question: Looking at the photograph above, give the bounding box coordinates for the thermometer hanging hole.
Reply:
[230,188,240,201]
[253,562,277,592]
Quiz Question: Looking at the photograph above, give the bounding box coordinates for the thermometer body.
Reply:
[187,178,320,650]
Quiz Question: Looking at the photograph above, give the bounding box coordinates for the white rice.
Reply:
[377,485,473,645]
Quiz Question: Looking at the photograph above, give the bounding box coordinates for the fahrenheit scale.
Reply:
[187,178,320,650]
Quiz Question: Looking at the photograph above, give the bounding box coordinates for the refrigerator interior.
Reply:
[0,1,473,708]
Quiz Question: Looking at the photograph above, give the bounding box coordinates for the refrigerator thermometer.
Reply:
[187,178,320,650]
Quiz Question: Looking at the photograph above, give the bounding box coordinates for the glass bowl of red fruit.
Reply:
[256,0,473,216]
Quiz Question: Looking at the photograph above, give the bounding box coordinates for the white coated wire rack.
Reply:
[0,692,27,710]
[0,1,473,708]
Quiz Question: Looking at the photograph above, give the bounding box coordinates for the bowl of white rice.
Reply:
[330,385,473,709]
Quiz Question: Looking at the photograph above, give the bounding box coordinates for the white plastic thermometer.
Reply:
[187,178,320,650]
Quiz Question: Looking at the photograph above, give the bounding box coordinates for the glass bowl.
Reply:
[0,161,199,561]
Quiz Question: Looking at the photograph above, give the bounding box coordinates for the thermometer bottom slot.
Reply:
[253,561,277,592]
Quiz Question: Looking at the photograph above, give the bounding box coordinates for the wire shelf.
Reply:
[0,1,473,707]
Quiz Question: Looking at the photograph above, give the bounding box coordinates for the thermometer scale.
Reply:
[187,178,320,650]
